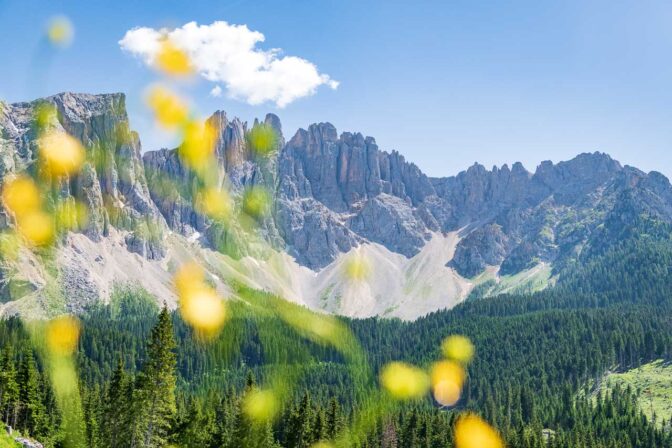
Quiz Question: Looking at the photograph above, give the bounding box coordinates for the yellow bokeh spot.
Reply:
[156,38,193,77]
[305,314,338,340]
[247,124,278,156]
[242,187,269,219]
[197,187,232,222]
[380,362,429,400]
[431,360,465,406]
[442,335,474,365]
[174,262,205,296]
[243,389,279,422]
[343,253,370,281]
[0,233,21,261]
[434,379,462,407]
[55,201,89,231]
[146,85,190,130]
[454,414,503,448]
[39,131,85,176]
[179,120,216,173]
[180,287,227,334]
[2,176,41,218]
[34,103,57,130]
[17,211,54,247]
[174,263,227,335]
[46,316,80,356]
[46,16,74,48]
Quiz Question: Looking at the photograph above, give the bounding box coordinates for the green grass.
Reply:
[468,263,553,300]
[603,359,672,427]
[0,427,20,447]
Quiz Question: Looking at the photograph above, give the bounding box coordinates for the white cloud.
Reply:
[210,85,222,97]
[119,21,339,108]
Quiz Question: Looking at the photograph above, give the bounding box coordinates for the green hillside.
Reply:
[602,360,672,427]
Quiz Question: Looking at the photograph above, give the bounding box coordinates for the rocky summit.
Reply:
[1,92,672,319]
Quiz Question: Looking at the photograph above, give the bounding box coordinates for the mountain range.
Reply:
[1,92,671,320]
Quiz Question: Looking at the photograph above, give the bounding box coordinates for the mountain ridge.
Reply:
[1,92,671,319]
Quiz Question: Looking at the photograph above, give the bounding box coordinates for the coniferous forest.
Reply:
[1,224,672,447]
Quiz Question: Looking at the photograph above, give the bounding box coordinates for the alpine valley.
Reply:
[1,92,672,448]
[2,92,671,320]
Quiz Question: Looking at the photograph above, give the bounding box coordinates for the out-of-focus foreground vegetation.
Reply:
[2,19,672,448]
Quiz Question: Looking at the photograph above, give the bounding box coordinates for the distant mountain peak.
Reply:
[2,93,672,319]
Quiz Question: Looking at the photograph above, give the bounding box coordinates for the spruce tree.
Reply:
[325,397,343,441]
[228,372,277,448]
[132,306,177,448]
[286,392,314,448]
[17,348,46,438]
[103,358,131,448]
[0,346,20,428]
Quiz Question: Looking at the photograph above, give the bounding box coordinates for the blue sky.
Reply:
[1,0,672,178]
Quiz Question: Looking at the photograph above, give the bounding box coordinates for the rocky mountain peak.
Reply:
[1,92,165,259]
[264,113,283,137]
[4,93,672,318]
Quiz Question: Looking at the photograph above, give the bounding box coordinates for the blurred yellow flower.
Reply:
[156,38,193,77]
[146,85,190,130]
[442,335,474,365]
[380,362,429,400]
[174,262,204,295]
[55,201,89,231]
[431,360,465,406]
[311,442,334,448]
[454,414,503,448]
[247,124,278,156]
[305,314,338,340]
[46,16,74,48]
[179,120,216,173]
[17,211,54,246]
[180,287,227,334]
[343,253,370,281]
[434,379,462,407]
[174,263,227,335]
[34,103,57,130]
[0,233,21,261]
[46,316,80,356]
[2,176,41,218]
[39,131,85,176]
[197,187,232,222]
[243,389,279,422]
[242,186,270,219]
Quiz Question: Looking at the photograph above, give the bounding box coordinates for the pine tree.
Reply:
[286,392,314,448]
[132,306,177,448]
[17,348,46,438]
[228,373,277,448]
[0,346,20,428]
[103,358,131,448]
[325,397,343,441]
[312,406,326,443]
[83,385,102,448]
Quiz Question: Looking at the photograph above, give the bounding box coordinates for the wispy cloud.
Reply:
[209,85,222,98]
[119,21,339,108]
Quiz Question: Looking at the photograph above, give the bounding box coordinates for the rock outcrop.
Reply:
[0,92,166,258]
[3,92,672,318]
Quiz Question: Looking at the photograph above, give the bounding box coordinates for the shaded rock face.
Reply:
[0,92,165,259]
[272,124,436,267]
[143,111,283,257]
[138,100,672,274]
[4,92,672,279]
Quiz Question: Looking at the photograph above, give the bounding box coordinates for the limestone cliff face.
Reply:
[142,104,672,276]
[4,92,672,283]
[0,92,165,259]
[273,124,437,267]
